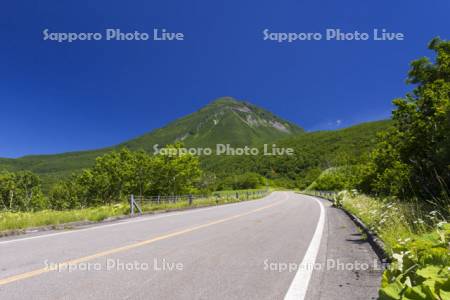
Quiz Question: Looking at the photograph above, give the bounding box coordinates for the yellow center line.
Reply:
[0,199,284,286]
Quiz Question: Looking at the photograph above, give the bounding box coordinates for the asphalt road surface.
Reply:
[0,192,381,300]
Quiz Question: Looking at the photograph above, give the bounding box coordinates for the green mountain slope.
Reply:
[0,97,304,180]
[123,97,304,150]
[0,96,392,191]
[199,119,393,187]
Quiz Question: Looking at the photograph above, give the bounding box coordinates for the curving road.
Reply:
[0,192,381,299]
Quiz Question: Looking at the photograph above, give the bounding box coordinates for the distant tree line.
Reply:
[217,172,266,190]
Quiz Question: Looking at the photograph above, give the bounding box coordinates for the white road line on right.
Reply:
[284,195,325,300]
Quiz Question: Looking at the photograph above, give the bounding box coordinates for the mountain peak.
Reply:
[208,96,240,106]
[124,97,304,150]
[207,97,263,109]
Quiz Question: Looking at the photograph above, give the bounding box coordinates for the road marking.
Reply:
[284,195,325,300]
[0,199,283,286]
[0,193,274,245]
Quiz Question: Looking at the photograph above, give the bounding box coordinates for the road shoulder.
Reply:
[305,196,383,300]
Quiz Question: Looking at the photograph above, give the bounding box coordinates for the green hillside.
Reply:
[0,96,392,190]
[0,97,304,184]
[199,119,393,188]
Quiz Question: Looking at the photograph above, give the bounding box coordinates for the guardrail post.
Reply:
[130,194,143,215]
[188,194,193,206]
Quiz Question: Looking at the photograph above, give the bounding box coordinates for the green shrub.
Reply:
[306,166,365,191]
[0,171,47,211]
[380,224,450,300]
[218,172,266,190]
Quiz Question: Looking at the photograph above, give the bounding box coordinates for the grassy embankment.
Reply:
[0,189,269,234]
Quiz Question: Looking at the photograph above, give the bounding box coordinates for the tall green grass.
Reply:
[333,191,449,299]
[0,204,130,232]
[338,193,438,252]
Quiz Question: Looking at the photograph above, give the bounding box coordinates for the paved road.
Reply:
[0,192,381,299]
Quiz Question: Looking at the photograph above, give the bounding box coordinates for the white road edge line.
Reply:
[284,196,325,300]
[0,193,275,245]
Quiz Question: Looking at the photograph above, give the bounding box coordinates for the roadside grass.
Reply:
[334,192,450,300]
[0,189,269,234]
[0,204,130,232]
[340,193,425,252]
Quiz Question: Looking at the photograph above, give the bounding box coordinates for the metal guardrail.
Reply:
[129,189,270,215]
[309,190,338,201]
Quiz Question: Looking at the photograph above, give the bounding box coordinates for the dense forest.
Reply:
[202,119,392,189]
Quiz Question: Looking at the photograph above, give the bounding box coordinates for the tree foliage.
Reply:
[0,171,46,211]
[66,145,202,206]
[3,145,202,211]
[360,38,450,202]
[218,172,266,190]
[307,166,364,192]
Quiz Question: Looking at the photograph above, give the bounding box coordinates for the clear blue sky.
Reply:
[1,1,449,158]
